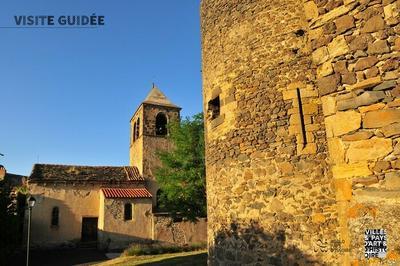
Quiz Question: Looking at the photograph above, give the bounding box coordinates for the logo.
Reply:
[365,229,387,259]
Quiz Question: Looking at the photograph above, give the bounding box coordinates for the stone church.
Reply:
[27,86,206,250]
[201,0,400,265]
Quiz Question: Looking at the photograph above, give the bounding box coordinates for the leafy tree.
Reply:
[155,113,206,221]
[0,180,22,265]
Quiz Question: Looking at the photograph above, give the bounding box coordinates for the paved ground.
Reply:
[13,248,109,266]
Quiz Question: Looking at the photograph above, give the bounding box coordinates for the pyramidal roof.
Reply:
[143,85,180,108]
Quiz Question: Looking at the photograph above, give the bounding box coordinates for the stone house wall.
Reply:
[152,215,207,245]
[308,0,400,264]
[201,0,399,265]
[98,195,153,250]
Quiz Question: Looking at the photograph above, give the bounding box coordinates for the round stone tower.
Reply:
[201,0,339,264]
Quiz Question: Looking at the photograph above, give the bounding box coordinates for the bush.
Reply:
[0,183,25,265]
[123,242,206,257]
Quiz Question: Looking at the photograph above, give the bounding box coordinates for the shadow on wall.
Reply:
[153,214,207,245]
[209,221,326,266]
[26,197,80,249]
[98,229,153,251]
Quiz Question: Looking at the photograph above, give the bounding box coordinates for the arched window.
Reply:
[51,207,59,227]
[135,117,140,140]
[124,203,132,220]
[155,113,167,136]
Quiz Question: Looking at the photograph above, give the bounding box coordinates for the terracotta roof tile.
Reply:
[124,166,142,181]
[101,188,152,198]
[29,164,145,183]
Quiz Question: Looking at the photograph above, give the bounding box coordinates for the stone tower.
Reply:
[201,0,399,265]
[130,85,181,206]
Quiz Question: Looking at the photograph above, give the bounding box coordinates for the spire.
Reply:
[143,84,179,108]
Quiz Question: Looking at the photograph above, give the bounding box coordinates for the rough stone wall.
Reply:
[142,104,180,138]
[201,0,339,264]
[307,0,400,264]
[130,104,180,178]
[98,196,153,250]
[201,0,399,265]
[141,103,180,179]
[152,215,207,245]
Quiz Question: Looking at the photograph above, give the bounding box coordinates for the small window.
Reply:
[124,203,133,220]
[155,113,168,136]
[208,96,220,119]
[51,207,59,227]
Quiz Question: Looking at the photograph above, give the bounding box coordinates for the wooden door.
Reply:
[81,217,98,242]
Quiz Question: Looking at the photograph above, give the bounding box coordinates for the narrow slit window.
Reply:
[124,203,132,220]
[135,118,140,140]
[208,96,220,120]
[156,189,163,211]
[51,207,59,227]
[133,122,137,142]
[296,88,307,146]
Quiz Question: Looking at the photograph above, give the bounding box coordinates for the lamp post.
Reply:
[26,196,36,266]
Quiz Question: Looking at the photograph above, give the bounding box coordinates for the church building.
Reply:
[27,86,195,250]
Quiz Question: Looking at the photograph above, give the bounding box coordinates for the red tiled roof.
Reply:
[101,188,152,199]
[124,166,143,181]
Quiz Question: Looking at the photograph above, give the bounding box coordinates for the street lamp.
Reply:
[26,196,36,266]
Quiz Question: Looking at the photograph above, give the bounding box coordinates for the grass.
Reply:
[122,242,206,256]
[95,250,207,266]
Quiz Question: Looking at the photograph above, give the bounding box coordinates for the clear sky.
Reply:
[0,0,202,175]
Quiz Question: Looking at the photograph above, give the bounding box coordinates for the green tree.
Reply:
[0,181,22,265]
[155,113,206,221]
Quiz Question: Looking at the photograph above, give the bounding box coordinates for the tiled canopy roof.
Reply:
[29,164,144,183]
[101,188,152,198]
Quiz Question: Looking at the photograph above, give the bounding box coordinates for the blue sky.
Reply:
[0,1,202,175]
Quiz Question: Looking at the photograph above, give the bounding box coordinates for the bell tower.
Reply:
[129,85,181,205]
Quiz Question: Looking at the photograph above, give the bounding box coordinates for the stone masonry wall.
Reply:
[141,104,180,179]
[152,215,207,245]
[201,0,399,265]
[201,0,339,264]
[307,0,400,264]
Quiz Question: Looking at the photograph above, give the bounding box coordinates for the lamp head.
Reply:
[28,196,36,208]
